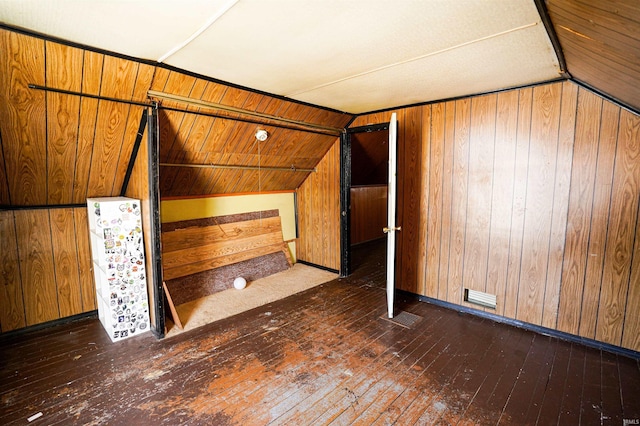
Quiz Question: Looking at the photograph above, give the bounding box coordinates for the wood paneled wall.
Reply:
[0,29,152,206]
[0,208,95,332]
[296,139,341,271]
[350,186,387,245]
[0,27,350,332]
[350,81,640,352]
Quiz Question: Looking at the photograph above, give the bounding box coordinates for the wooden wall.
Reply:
[350,81,640,352]
[0,208,95,332]
[350,186,387,245]
[0,27,350,332]
[296,139,341,271]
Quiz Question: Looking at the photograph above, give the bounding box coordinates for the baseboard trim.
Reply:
[0,311,98,339]
[397,290,640,360]
[296,260,339,274]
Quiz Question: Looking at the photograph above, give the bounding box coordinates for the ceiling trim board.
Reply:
[354,77,568,118]
[160,163,317,173]
[287,22,540,98]
[157,0,240,63]
[149,90,344,134]
[571,77,640,116]
[533,0,570,77]
[159,105,338,137]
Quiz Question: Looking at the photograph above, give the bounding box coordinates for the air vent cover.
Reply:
[464,289,497,309]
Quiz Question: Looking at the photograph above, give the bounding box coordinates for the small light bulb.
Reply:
[255,129,268,141]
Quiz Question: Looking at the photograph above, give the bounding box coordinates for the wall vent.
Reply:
[464,289,497,309]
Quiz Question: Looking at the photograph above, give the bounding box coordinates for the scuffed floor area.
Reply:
[1,241,639,425]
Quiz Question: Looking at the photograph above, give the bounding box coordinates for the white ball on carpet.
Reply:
[233,277,247,290]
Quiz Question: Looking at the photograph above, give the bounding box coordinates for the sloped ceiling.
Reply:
[1,1,639,205]
[546,0,640,112]
[0,0,561,114]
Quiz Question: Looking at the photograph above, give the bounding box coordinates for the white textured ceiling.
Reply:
[0,0,561,114]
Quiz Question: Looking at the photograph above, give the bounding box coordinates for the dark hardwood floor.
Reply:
[1,239,639,425]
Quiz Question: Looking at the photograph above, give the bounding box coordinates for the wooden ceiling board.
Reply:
[546,0,640,111]
[0,28,355,206]
[154,74,351,197]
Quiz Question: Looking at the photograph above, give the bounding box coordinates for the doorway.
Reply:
[340,123,390,276]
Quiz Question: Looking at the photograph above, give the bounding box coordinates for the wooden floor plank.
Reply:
[618,356,640,422]
[1,240,639,425]
[534,339,573,425]
[557,344,587,425]
[492,334,560,425]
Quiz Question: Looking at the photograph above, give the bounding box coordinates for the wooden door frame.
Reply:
[147,106,165,337]
[339,122,391,277]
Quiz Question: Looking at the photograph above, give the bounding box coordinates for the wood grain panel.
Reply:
[516,84,562,325]
[296,139,340,270]
[0,29,46,205]
[0,211,26,332]
[163,229,283,270]
[1,207,97,333]
[447,99,471,305]
[578,100,619,338]
[437,101,456,302]
[596,109,640,346]
[162,217,282,252]
[73,50,104,203]
[547,0,640,111]
[557,89,603,334]
[462,94,496,305]
[418,105,432,296]
[350,186,387,245]
[542,82,576,329]
[486,90,519,313]
[623,201,640,350]
[166,82,226,160]
[148,66,352,197]
[540,81,577,329]
[14,210,58,326]
[111,63,155,194]
[45,42,83,204]
[87,56,139,197]
[50,209,83,317]
[162,79,208,158]
[349,81,640,351]
[157,71,198,160]
[503,88,533,319]
[73,208,96,312]
[311,152,322,269]
[398,107,422,293]
[425,104,443,299]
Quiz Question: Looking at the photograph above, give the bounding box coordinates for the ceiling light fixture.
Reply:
[255,129,268,141]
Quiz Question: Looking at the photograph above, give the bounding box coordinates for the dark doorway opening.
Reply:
[340,123,390,277]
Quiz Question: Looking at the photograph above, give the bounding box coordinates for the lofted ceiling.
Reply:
[0,0,638,205]
[0,0,562,114]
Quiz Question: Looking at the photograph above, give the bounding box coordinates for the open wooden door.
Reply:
[384,113,398,318]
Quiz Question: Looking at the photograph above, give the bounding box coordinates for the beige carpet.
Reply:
[165,263,338,338]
